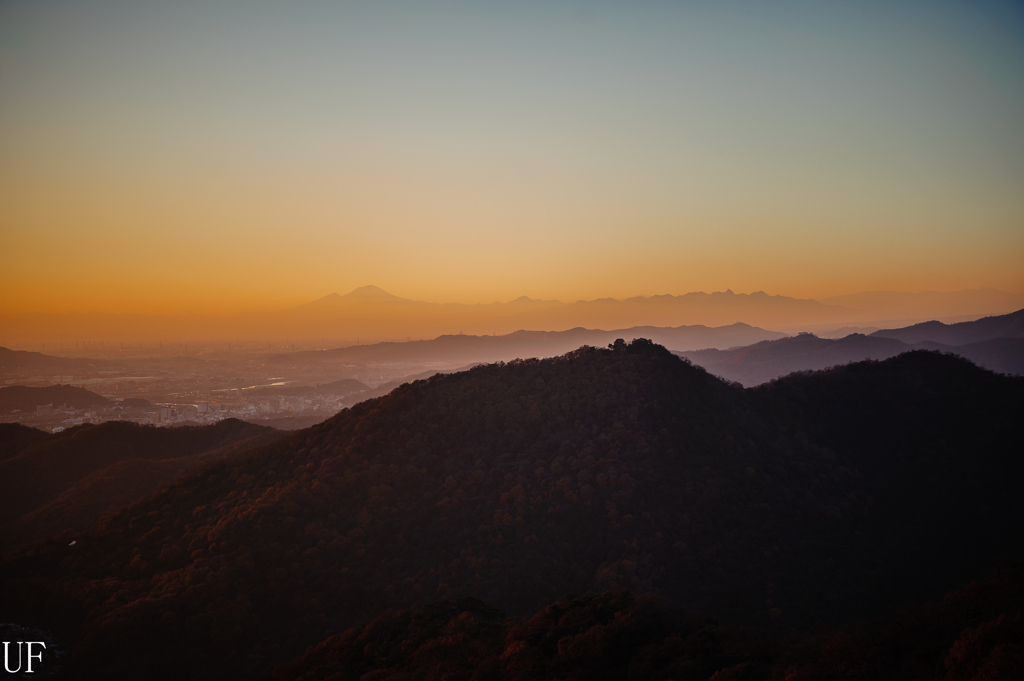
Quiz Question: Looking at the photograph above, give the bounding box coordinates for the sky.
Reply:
[1,0,1023,314]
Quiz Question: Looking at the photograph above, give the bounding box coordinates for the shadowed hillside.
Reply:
[0,384,111,414]
[751,351,1024,599]
[271,564,1024,681]
[0,342,1021,680]
[0,423,49,462]
[0,419,283,548]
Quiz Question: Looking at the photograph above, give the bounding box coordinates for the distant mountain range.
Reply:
[872,307,1024,345]
[682,308,1024,386]
[267,322,788,366]
[3,285,1020,346]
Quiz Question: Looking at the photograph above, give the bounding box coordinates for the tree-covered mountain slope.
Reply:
[271,563,1024,681]
[0,419,282,548]
[1,341,1020,681]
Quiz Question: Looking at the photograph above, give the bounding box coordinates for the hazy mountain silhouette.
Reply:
[296,286,414,308]
[268,288,827,343]
[871,307,1024,345]
[339,285,413,303]
[0,288,834,346]
[0,346,101,371]
[267,323,787,366]
[7,287,1021,346]
[2,343,1020,680]
[514,290,840,331]
[683,326,1024,386]
[214,287,1024,336]
[0,384,111,414]
[944,337,1024,376]
[682,334,908,386]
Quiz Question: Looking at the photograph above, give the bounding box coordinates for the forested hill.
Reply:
[0,423,49,462]
[0,419,283,549]
[1,342,1021,680]
[272,565,1024,681]
[0,384,110,413]
[752,352,1024,600]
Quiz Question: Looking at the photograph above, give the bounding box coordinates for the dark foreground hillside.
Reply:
[1,341,1021,680]
[0,419,283,549]
[271,564,1024,681]
[0,422,49,461]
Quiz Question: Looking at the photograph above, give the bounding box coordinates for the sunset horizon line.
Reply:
[4,284,1024,318]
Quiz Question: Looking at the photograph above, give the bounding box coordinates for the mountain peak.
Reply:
[340,286,408,302]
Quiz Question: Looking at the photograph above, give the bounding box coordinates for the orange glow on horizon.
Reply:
[2,0,1022,318]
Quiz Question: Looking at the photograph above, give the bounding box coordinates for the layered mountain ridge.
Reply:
[266,323,787,366]
[1,341,1020,680]
[6,287,1020,345]
[682,308,1024,385]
